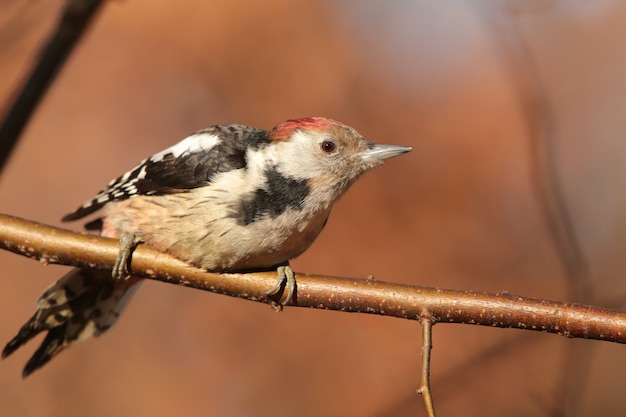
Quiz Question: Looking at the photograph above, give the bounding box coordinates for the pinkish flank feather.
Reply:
[268,117,342,141]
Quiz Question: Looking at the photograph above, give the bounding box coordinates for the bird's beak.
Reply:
[360,143,412,161]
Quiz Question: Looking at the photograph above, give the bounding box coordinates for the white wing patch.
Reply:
[149,133,221,162]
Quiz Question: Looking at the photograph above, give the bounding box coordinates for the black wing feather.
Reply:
[62,125,270,222]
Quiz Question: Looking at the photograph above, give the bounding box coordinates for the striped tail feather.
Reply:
[3,268,141,377]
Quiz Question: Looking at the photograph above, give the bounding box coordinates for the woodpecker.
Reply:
[3,117,411,376]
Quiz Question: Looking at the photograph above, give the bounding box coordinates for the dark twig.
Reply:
[0,0,104,174]
[481,3,590,307]
[1,213,626,344]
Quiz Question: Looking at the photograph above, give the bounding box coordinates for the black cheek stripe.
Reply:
[236,167,310,225]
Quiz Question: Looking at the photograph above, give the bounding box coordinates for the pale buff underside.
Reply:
[100,183,332,272]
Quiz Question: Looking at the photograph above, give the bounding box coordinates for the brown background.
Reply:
[2,1,626,416]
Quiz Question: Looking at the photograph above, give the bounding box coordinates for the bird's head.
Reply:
[267,117,411,200]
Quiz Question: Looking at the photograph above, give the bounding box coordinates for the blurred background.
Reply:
[2,1,626,416]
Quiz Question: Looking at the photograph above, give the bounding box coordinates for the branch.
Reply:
[418,318,437,417]
[488,7,590,304]
[0,0,104,174]
[1,212,626,344]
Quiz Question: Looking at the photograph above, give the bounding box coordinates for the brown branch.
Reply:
[1,212,626,343]
[417,318,437,417]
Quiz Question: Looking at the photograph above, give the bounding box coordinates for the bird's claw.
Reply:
[112,233,140,280]
[266,264,296,307]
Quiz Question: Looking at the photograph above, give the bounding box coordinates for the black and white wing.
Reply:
[62,125,269,222]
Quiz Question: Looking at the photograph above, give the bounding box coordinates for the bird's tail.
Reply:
[2,268,140,377]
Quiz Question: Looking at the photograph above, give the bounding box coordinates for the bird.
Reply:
[2,117,411,377]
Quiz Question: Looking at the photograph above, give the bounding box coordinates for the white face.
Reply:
[272,129,336,180]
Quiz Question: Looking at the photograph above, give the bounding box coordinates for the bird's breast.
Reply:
[102,193,331,272]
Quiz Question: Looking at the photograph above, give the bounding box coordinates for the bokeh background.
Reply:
[2,1,626,416]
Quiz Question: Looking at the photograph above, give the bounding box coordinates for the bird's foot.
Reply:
[112,233,141,280]
[266,264,296,308]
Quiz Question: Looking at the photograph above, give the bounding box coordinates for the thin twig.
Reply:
[417,317,436,417]
[1,213,626,344]
[482,4,590,304]
[0,0,104,174]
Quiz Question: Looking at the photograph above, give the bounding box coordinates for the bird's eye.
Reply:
[320,140,337,153]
